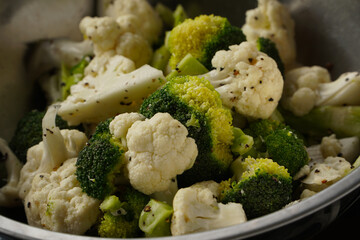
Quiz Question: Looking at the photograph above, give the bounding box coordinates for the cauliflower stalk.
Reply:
[171,181,246,236]
[242,0,296,69]
[202,41,283,119]
[58,57,166,126]
[0,138,23,207]
[24,158,100,234]
[124,112,198,195]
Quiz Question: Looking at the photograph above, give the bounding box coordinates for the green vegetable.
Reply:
[280,106,360,140]
[173,4,188,27]
[231,127,254,156]
[244,119,308,176]
[219,157,292,219]
[98,186,150,238]
[257,37,284,75]
[139,199,173,237]
[167,14,246,69]
[140,75,235,187]
[166,53,209,79]
[155,3,175,29]
[75,119,125,200]
[150,45,171,72]
[9,109,72,163]
[61,56,91,100]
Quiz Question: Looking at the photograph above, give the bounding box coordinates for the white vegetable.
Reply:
[18,106,88,200]
[316,72,360,106]
[242,0,296,69]
[306,135,360,166]
[203,41,283,119]
[281,66,331,116]
[24,158,100,235]
[301,157,352,192]
[79,16,152,67]
[171,181,246,236]
[126,113,198,195]
[0,138,23,207]
[98,0,163,44]
[58,61,165,126]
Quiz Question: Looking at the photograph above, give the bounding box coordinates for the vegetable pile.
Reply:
[1,0,359,238]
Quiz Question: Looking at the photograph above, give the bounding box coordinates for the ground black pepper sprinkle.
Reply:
[144,205,151,212]
[46,128,54,134]
[269,98,274,102]
[315,169,320,173]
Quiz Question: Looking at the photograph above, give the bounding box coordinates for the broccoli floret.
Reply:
[140,76,234,187]
[219,157,292,219]
[61,56,91,100]
[167,14,246,69]
[280,106,360,141]
[98,186,150,238]
[244,119,308,176]
[139,199,173,237]
[75,119,126,200]
[257,37,284,75]
[9,109,71,163]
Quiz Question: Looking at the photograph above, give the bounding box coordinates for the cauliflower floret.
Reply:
[307,135,360,168]
[320,134,342,158]
[126,113,198,195]
[0,138,23,207]
[115,32,153,68]
[58,59,165,126]
[18,129,87,200]
[204,41,283,119]
[302,157,352,192]
[98,0,162,44]
[18,105,88,200]
[84,51,135,77]
[110,112,145,140]
[242,0,296,69]
[171,181,246,236]
[79,16,121,55]
[281,66,331,116]
[24,158,100,235]
[79,16,152,67]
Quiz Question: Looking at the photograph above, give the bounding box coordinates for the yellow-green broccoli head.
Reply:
[140,75,234,187]
[167,15,246,69]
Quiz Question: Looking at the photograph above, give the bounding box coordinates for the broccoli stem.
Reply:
[166,53,208,79]
[150,45,171,73]
[139,199,173,237]
[100,195,122,212]
[155,3,175,29]
[173,4,188,27]
[231,127,254,156]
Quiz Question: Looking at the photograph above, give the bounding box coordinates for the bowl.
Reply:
[1,0,360,239]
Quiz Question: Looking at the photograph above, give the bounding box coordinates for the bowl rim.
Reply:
[1,166,359,240]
